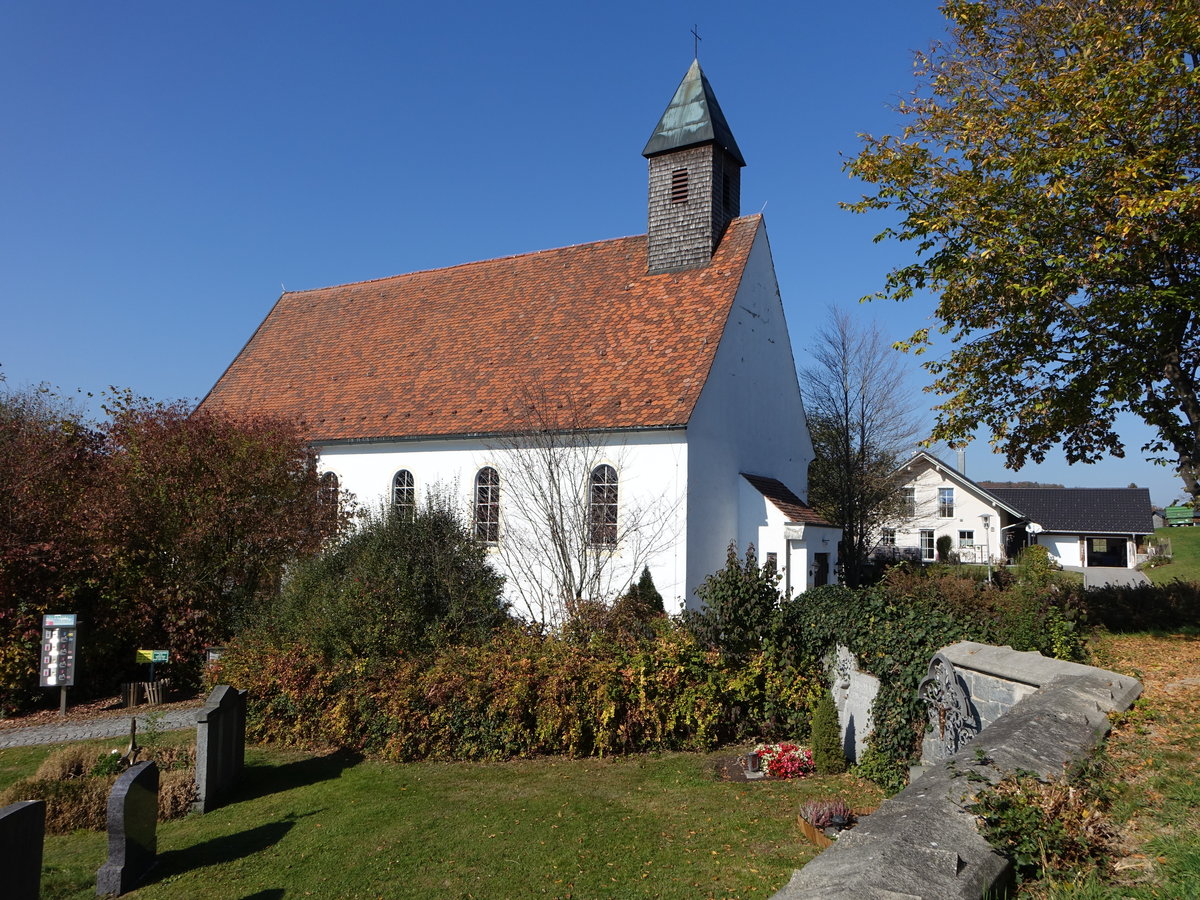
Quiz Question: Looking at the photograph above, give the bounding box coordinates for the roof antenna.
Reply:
[691,24,701,60]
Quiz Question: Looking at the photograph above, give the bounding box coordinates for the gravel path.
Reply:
[0,706,200,749]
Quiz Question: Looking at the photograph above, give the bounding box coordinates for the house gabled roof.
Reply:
[742,474,836,527]
[897,450,1025,518]
[199,215,763,443]
[987,488,1155,536]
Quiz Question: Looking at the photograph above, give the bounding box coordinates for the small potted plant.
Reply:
[798,798,855,848]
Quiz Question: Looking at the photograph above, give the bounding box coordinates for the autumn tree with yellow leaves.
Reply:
[846,0,1200,497]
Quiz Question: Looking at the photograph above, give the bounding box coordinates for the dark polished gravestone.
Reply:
[0,800,45,900]
[96,760,158,897]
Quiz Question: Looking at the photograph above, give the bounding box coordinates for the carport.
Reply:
[1084,535,1128,567]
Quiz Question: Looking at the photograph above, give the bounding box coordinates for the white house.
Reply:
[880,451,1155,569]
[200,60,840,616]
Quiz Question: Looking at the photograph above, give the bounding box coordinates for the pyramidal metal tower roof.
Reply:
[642,59,745,166]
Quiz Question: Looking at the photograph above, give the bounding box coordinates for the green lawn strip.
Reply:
[22,744,880,899]
[1147,526,1200,585]
[0,744,55,793]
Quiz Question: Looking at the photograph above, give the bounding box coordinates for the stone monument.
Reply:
[96,760,158,896]
[1,800,45,900]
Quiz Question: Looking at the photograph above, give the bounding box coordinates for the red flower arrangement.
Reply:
[753,742,815,778]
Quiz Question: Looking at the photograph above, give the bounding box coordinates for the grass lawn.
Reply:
[1147,526,1200,585]
[5,741,883,899]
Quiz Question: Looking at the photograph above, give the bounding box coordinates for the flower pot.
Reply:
[797,806,879,849]
[797,815,834,848]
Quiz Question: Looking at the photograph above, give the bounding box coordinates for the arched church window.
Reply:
[392,470,415,521]
[589,464,618,546]
[474,467,500,543]
[318,471,339,506]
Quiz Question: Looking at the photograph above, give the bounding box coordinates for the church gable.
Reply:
[201,216,761,442]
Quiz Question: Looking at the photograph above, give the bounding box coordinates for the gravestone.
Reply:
[193,684,247,813]
[829,645,879,763]
[918,652,980,761]
[96,760,158,896]
[0,800,45,900]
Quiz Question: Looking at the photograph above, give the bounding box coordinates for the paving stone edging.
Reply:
[0,707,199,749]
[773,646,1142,900]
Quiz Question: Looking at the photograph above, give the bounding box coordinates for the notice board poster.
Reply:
[40,614,78,687]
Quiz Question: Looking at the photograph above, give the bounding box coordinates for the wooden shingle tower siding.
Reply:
[643,59,745,275]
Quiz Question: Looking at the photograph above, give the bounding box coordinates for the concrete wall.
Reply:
[686,224,815,605]
[775,643,1142,900]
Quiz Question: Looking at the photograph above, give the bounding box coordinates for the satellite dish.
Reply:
[1026,522,1043,534]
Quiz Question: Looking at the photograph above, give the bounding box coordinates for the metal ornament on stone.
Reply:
[918,653,980,759]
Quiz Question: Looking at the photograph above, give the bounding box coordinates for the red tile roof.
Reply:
[200,216,763,442]
[742,474,835,527]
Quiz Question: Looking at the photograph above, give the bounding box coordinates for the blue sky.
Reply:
[0,1,1183,506]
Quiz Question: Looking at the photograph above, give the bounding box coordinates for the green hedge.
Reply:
[218,562,1096,786]
[215,622,820,760]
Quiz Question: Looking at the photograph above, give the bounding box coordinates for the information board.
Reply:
[40,614,78,687]
[136,649,170,663]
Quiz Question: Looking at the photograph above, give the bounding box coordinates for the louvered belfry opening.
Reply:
[643,59,745,275]
[670,168,689,203]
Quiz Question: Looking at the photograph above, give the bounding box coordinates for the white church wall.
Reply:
[685,225,815,607]
[737,477,789,585]
[315,428,693,615]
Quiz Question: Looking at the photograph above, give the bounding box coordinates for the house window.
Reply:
[958,530,974,547]
[670,168,689,203]
[392,470,415,521]
[881,528,896,547]
[902,487,916,517]
[588,464,618,546]
[938,487,955,518]
[765,552,778,571]
[474,467,500,543]
[920,529,935,561]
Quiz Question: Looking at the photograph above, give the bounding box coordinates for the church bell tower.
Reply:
[643,59,745,275]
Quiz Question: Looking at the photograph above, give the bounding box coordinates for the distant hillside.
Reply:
[977,481,1066,490]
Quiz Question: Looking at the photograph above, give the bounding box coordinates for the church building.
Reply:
[200,60,840,619]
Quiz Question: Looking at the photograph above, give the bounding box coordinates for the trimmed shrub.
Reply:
[811,690,847,775]
[266,495,509,660]
[0,775,114,833]
[684,543,782,660]
[0,740,198,833]
[217,618,820,761]
[1080,581,1200,632]
[936,534,953,562]
[34,744,97,781]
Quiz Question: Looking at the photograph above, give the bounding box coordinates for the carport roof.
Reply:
[987,487,1155,535]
